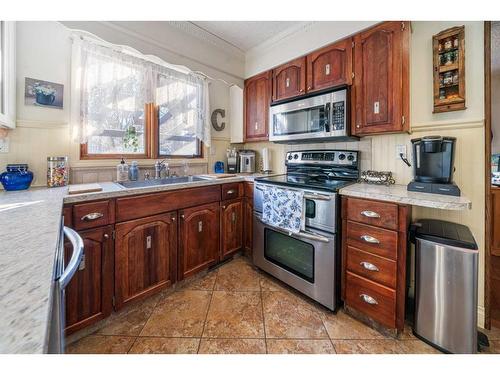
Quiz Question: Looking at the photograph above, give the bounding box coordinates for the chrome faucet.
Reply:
[154,159,169,179]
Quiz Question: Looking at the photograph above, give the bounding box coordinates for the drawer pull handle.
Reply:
[361,210,380,218]
[360,261,379,272]
[226,189,236,195]
[360,293,378,305]
[81,212,104,221]
[360,235,380,244]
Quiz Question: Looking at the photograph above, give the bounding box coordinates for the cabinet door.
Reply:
[244,71,271,142]
[306,38,352,93]
[115,212,177,309]
[272,57,306,102]
[492,188,500,256]
[179,202,220,280]
[220,199,243,259]
[65,225,113,335]
[243,198,253,257]
[353,21,409,135]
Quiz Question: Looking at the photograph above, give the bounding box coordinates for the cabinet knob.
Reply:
[299,88,304,92]
[307,86,312,90]
[222,205,226,209]
[103,233,109,239]
[171,216,176,222]
[180,214,185,220]
[356,124,361,128]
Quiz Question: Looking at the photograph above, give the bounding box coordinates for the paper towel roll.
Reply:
[262,147,271,173]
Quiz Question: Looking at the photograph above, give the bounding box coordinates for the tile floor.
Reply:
[66,256,500,354]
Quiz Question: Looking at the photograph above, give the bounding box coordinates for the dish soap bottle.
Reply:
[116,158,129,182]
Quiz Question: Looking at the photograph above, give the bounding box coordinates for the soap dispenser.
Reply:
[116,158,129,182]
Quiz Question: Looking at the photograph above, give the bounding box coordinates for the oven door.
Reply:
[269,92,332,142]
[253,214,338,310]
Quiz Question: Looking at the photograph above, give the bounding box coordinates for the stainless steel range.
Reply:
[253,150,359,310]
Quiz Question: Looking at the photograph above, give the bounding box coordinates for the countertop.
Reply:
[339,183,472,210]
[0,173,272,353]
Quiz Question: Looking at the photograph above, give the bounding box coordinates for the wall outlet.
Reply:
[0,137,10,153]
[396,144,406,160]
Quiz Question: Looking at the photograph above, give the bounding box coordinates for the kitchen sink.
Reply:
[118,176,206,189]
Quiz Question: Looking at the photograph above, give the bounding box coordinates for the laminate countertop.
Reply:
[0,173,270,353]
[339,183,472,210]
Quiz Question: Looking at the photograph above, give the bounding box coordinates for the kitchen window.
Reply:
[0,21,16,129]
[73,37,209,159]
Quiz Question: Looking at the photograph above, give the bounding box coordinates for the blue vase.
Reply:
[36,92,55,106]
[0,164,34,191]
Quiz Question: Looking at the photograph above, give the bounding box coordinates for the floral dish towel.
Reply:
[262,184,305,234]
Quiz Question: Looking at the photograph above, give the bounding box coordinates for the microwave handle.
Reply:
[325,102,331,132]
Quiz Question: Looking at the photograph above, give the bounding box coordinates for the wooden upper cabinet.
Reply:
[65,226,114,334]
[352,21,410,135]
[114,212,177,309]
[306,38,353,93]
[220,199,243,260]
[244,71,271,142]
[178,202,220,280]
[272,57,306,102]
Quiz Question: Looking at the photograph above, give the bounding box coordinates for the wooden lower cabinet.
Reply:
[220,199,243,260]
[114,212,177,309]
[178,202,220,280]
[65,225,114,335]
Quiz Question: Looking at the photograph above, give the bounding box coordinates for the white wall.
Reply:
[243,21,487,327]
[0,21,244,186]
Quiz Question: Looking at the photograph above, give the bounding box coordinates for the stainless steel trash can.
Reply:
[410,219,478,354]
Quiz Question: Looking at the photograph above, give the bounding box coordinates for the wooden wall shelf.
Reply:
[433,26,466,113]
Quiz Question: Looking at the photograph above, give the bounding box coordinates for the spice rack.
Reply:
[432,26,466,113]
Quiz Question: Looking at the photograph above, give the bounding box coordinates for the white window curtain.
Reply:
[70,36,211,148]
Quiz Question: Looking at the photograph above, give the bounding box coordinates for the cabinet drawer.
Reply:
[345,271,396,328]
[347,221,398,260]
[116,185,221,222]
[222,182,243,201]
[346,197,398,230]
[346,246,397,289]
[72,200,114,230]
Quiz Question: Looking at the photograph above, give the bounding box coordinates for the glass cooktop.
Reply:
[255,174,356,192]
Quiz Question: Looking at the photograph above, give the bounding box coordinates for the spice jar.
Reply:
[47,156,69,187]
[444,39,453,50]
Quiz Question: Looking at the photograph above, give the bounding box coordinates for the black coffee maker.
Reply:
[407,136,460,196]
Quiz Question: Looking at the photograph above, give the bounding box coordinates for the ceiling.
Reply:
[188,21,302,52]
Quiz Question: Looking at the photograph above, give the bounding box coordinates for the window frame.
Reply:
[152,104,203,159]
[0,21,16,129]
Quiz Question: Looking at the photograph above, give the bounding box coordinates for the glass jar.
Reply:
[47,156,69,187]
[0,164,34,191]
[128,161,139,181]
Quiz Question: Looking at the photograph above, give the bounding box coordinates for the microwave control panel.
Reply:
[331,101,345,131]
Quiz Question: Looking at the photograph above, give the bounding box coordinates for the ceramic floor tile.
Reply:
[203,291,264,338]
[266,339,336,354]
[140,290,211,337]
[96,293,160,336]
[480,326,500,340]
[332,339,401,354]
[322,310,383,340]
[128,337,200,354]
[65,335,135,354]
[215,258,261,291]
[185,271,218,291]
[396,339,441,354]
[198,339,266,354]
[262,290,328,339]
[259,274,289,292]
[397,323,417,340]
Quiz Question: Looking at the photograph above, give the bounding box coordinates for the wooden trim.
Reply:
[484,21,492,330]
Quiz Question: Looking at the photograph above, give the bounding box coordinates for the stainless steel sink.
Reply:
[118,176,205,189]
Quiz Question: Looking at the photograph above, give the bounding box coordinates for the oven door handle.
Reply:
[303,193,332,201]
[59,227,84,289]
[255,215,330,243]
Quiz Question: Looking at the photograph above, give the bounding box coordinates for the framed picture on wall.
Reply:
[24,77,64,109]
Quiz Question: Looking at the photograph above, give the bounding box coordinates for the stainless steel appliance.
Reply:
[407,136,460,196]
[239,150,256,173]
[269,88,357,143]
[410,219,478,354]
[253,150,359,310]
[47,223,84,354]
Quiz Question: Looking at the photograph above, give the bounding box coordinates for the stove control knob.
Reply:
[294,154,299,159]
[338,153,346,161]
[288,154,293,160]
[347,154,355,161]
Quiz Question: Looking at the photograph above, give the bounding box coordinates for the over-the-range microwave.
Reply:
[269,88,358,143]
